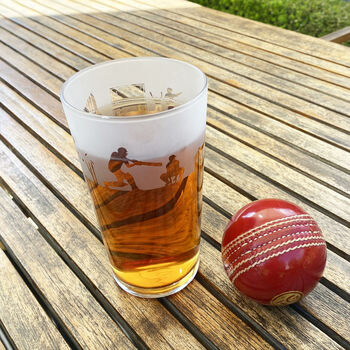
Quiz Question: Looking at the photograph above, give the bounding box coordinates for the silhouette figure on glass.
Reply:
[164,88,182,99]
[104,147,162,190]
[160,155,184,185]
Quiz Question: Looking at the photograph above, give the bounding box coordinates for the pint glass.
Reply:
[60,58,208,297]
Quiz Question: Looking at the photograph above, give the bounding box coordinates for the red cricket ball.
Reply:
[221,199,327,306]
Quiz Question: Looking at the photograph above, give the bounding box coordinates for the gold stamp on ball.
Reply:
[270,291,304,306]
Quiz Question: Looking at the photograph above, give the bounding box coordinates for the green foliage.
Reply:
[190,0,350,39]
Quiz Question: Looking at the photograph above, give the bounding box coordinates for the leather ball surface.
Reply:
[222,199,327,306]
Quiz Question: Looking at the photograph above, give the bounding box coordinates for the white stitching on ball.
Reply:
[222,215,315,257]
[227,236,324,276]
[224,229,321,265]
[229,241,326,283]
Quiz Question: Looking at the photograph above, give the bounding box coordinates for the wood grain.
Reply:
[205,126,350,229]
[207,84,350,152]
[123,0,350,89]
[0,13,89,71]
[10,0,149,58]
[0,60,67,128]
[0,81,80,170]
[0,3,107,65]
[0,187,135,350]
[0,42,62,97]
[169,280,272,349]
[0,249,70,350]
[206,107,350,192]
[0,27,75,81]
[204,145,350,259]
[46,0,350,116]
[154,0,350,69]
[1,100,348,348]
[0,143,205,350]
[96,0,350,101]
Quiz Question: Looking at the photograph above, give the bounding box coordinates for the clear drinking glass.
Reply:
[60,57,208,297]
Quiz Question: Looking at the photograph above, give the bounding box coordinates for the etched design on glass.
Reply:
[83,84,182,117]
[104,147,162,190]
[160,155,184,185]
[84,93,99,114]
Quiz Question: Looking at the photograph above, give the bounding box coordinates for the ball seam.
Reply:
[229,241,326,283]
[224,229,321,266]
[222,218,316,258]
[227,235,324,277]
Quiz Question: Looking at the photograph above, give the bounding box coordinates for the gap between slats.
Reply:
[1,53,350,202]
[0,4,348,344]
[1,121,349,350]
[29,0,350,117]
[145,0,350,70]
[0,320,17,350]
[4,0,350,125]
[0,236,83,350]
[94,0,350,101]
[2,1,350,140]
[130,0,350,88]
[0,156,253,350]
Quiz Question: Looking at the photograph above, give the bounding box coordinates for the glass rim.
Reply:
[60,57,208,122]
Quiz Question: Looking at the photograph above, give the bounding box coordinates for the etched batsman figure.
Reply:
[105,147,162,190]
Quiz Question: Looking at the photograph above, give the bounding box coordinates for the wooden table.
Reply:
[1,0,349,349]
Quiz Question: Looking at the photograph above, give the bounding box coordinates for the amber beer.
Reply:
[60,57,208,297]
[84,141,204,294]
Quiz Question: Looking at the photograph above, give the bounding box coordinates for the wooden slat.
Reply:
[204,142,350,258]
[0,27,76,81]
[169,281,273,349]
[0,340,5,350]
[38,0,350,117]
[0,4,107,65]
[0,126,206,350]
[322,27,350,44]
[0,188,135,350]
[0,248,70,350]
[1,94,348,348]
[0,61,67,128]
[206,126,350,227]
[0,82,80,170]
[7,0,350,133]
[89,0,350,101]
[207,81,350,152]
[200,240,343,349]
[7,0,151,58]
[152,0,350,68]
[0,14,89,71]
[206,108,350,193]
[120,0,350,89]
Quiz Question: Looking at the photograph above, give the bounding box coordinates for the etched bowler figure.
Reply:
[160,155,184,185]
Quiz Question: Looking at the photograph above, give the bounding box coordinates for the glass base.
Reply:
[114,258,199,298]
